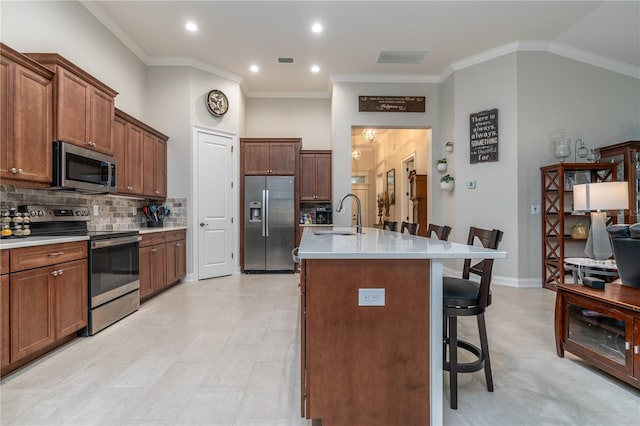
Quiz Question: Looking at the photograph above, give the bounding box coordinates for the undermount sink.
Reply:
[313,230,358,236]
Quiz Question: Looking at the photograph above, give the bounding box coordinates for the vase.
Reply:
[440,181,454,191]
[437,163,447,173]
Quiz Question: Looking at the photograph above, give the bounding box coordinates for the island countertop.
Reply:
[298,226,507,260]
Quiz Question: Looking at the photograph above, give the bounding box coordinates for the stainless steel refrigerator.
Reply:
[244,176,295,272]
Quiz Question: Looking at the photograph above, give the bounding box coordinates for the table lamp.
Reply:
[573,181,629,260]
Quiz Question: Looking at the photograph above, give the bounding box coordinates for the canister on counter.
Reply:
[1,224,12,238]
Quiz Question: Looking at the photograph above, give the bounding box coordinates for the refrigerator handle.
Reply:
[264,189,270,237]
[262,189,267,237]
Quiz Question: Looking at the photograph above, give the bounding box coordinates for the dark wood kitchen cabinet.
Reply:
[26,52,118,156]
[598,141,640,225]
[0,43,54,188]
[142,130,168,199]
[113,109,144,195]
[139,232,167,299]
[1,250,9,369]
[166,230,187,284]
[241,138,300,175]
[300,150,332,201]
[7,241,88,366]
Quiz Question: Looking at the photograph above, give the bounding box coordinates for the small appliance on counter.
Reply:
[315,207,332,225]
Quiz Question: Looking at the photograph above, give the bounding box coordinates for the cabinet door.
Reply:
[56,68,89,147]
[10,267,55,361]
[314,153,332,201]
[635,319,640,380]
[126,124,144,194]
[0,57,11,179]
[166,239,186,284]
[1,274,9,368]
[300,153,316,201]
[152,244,167,292]
[54,259,88,337]
[88,86,114,155]
[270,143,297,175]
[113,116,127,193]
[139,246,153,298]
[154,137,167,198]
[243,143,270,175]
[142,132,155,197]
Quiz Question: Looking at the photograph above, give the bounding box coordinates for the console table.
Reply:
[555,282,640,390]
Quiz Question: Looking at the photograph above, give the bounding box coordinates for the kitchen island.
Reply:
[297,227,507,426]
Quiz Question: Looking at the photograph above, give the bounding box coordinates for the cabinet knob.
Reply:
[17,168,23,174]
[127,186,133,190]
[635,345,639,355]
[625,341,631,351]
[88,141,96,147]
[151,248,157,253]
[9,167,17,173]
[52,270,59,276]
[154,190,160,194]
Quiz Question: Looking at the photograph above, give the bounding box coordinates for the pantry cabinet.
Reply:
[0,43,54,187]
[300,151,332,201]
[26,52,118,156]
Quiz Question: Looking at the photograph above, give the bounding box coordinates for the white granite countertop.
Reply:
[0,235,89,250]
[139,226,187,234]
[298,226,507,260]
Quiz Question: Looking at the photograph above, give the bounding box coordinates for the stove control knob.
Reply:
[37,210,44,216]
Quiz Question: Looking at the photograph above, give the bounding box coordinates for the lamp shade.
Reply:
[573,182,629,211]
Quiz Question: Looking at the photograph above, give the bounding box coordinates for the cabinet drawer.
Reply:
[11,241,88,272]
[165,229,186,242]
[1,250,8,275]
[140,232,166,247]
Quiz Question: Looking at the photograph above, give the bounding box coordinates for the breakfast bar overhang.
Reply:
[297,227,507,426]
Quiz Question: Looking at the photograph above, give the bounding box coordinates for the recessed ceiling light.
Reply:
[311,65,320,73]
[311,23,323,33]
[250,65,259,73]
[185,21,198,32]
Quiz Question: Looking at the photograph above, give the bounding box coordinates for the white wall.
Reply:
[0,0,147,116]
[516,51,640,283]
[452,54,519,282]
[246,98,331,150]
[331,82,442,227]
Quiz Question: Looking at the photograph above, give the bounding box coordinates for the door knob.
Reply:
[200,222,206,227]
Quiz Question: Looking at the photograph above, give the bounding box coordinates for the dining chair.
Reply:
[400,221,419,235]
[442,226,503,409]
[426,223,452,241]
[383,220,398,232]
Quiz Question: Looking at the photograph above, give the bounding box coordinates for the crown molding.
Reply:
[246,91,330,99]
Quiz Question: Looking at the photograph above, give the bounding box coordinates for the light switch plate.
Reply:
[93,205,99,216]
[466,180,476,189]
[358,288,385,306]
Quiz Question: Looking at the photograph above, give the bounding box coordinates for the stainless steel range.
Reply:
[20,205,141,335]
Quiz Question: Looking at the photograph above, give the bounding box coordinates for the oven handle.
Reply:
[91,235,141,249]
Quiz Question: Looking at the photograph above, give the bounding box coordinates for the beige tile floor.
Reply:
[1,273,639,425]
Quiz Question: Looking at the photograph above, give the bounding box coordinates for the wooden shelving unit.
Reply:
[540,163,616,290]
[598,141,640,225]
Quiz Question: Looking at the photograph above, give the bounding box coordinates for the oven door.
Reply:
[89,236,140,308]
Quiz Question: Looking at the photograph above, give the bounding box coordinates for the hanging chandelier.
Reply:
[361,129,378,143]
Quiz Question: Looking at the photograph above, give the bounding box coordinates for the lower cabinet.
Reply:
[139,229,186,301]
[2,242,88,375]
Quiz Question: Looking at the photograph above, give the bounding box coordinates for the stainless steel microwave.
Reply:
[52,141,116,193]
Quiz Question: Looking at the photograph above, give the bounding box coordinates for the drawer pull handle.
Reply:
[151,248,157,253]
[48,251,65,257]
[51,270,63,276]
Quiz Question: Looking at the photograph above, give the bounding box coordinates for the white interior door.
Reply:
[351,184,370,228]
[196,129,234,279]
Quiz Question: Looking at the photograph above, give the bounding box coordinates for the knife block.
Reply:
[146,220,164,228]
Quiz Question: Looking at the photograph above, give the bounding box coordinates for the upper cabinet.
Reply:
[300,150,332,201]
[0,44,54,187]
[241,138,300,176]
[114,108,168,199]
[26,52,118,156]
[598,141,640,225]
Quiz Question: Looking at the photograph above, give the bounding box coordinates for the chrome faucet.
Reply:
[336,193,362,233]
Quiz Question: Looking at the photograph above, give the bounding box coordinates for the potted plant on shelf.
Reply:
[440,174,454,191]
[436,158,447,173]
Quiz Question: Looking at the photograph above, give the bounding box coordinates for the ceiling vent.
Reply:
[376,49,429,64]
[277,57,295,64]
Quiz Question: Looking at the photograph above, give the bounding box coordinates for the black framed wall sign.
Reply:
[470,109,498,164]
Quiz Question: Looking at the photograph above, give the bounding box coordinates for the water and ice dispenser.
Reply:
[249,201,262,222]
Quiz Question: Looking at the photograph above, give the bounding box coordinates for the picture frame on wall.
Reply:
[387,169,396,205]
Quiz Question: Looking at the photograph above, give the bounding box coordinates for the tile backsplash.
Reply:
[1,185,187,231]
